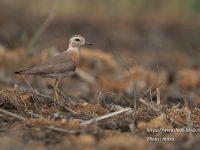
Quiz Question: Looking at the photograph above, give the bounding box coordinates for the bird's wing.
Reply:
[42,51,72,65]
[15,50,79,75]
[15,61,76,75]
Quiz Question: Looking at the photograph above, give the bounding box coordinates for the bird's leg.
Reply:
[53,78,59,101]
[59,78,64,95]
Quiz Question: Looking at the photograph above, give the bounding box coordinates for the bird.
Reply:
[15,35,92,101]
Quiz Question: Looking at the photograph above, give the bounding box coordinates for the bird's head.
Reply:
[69,35,92,49]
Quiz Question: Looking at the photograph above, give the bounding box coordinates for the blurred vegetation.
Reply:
[1,0,200,19]
[0,0,199,25]
[0,0,200,61]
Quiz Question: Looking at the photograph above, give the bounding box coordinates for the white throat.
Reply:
[67,46,80,53]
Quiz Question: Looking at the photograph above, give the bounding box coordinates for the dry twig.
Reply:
[156,88,161,105]
[138,98,160,113]
[46,125,80,134]
[27,112,43,118]
[81,107,132,125]
[0,108,26,121]
[56,101,77,114]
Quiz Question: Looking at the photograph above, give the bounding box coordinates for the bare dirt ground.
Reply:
[1,1,200,149]
[0,46,200,150]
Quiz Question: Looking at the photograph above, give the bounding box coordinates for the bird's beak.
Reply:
[85,42,92,45]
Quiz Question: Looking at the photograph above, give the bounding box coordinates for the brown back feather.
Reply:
[15,50,79,75]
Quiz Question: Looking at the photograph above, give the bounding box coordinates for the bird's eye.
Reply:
[75,38,80,41]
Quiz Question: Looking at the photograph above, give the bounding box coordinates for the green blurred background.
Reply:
[0,0,200,65]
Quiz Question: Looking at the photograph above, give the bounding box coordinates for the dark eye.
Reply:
[75,38,80,41]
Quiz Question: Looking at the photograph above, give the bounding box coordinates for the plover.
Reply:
[15,35,92,101]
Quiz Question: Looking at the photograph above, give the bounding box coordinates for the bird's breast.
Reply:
[70,50,79,65]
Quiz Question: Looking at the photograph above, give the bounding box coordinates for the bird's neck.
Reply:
[67,46,80,54]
